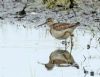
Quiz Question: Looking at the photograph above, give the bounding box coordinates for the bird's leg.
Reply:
[70,34,74,55]
[62,40,67,51]
[65,39,67,51]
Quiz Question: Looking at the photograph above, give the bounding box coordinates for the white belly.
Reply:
[50,28,74,39]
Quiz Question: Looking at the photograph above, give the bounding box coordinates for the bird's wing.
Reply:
[52,23,76,31]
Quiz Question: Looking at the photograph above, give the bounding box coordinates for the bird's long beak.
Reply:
[37,62,45,65]
[37,22,47,27]
[34,22,47,29]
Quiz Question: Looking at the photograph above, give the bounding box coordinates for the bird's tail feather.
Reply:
[75,22,80,26]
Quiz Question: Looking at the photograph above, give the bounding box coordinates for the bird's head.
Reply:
[37,61,54,70]
[35,18,54,29]
[46,18,54,25]
[45,63,54,70]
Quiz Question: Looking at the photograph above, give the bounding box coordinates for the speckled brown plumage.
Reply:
[52,23,78,31]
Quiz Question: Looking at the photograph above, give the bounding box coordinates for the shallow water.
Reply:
[0,1,100,77]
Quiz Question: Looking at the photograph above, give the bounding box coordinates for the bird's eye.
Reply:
[48,20,51,22]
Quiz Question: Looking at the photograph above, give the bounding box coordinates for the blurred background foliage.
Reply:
[42,0,80,9]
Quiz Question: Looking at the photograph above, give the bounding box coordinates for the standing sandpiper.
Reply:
[36,18,80,53]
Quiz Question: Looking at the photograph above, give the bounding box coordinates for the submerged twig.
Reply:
[83,67,88,77]
[0,17,4,20]
[69,0,74,9]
